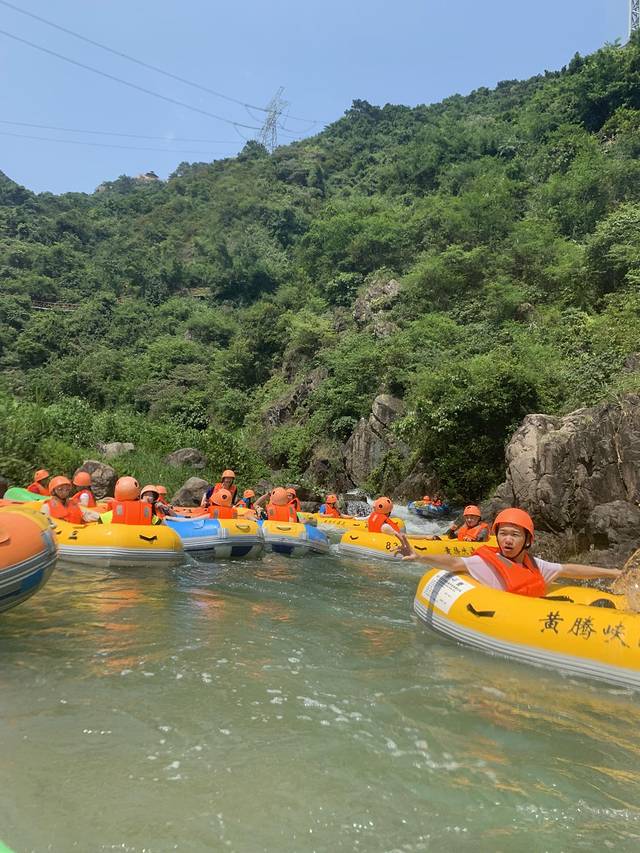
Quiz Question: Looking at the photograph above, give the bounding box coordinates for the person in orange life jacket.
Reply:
[70,470,97,508]
[207,488,238,520]
[201,469,238,507]
[153,484,178,518]
[318,494,350,519]
[254,487,298,523]
[448,505,490,542]
[140,485,173,522]
[43,476,99,524]
[27,468,50,496]
[421,495,431,505]
[421,508,621,596]
[235,488,255,509]
[368,496,418,559]
[286,487,302,513]
[111,477,153,526]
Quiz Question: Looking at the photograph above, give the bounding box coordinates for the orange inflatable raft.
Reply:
[0,507,58,613]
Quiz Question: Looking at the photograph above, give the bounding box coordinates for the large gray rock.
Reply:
[491,395,640,536]
[75,460,117,499]
[586,501,640,549]
[97,441,135,460]
[343,394,409,486]
[172,477,209,507]
[392,462,440,502]
[353,276,400,338]
[164,448,207,469]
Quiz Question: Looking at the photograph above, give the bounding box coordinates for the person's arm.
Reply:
[558,563,621,581]
[415,552,468,572]
[254,492,270,508]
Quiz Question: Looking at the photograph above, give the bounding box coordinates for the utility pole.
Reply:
[259,87,288,153]
[631,0,640,38]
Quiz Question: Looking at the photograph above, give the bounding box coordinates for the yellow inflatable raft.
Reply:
[260,520,330,557]
[51,519,184,567]
[299,512,406,537]
[414,569,639,689]
[338,530,496,561]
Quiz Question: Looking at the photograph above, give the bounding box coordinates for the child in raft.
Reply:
[368,496,439,559]
[254,487,299,522]
[447,505,491,542]
[421,508,621,595]
[27,468,50,496]
[43,476,100,524]
[318,494,351,519]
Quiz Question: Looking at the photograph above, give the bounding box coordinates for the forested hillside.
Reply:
[2,36,640,499]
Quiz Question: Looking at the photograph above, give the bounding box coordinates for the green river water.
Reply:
[2,518,640,852]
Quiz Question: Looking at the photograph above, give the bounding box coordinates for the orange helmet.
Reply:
[286,487,297,498]
[155,485,167,496]
[463,505,482,518]
[114,476,140,501]
[326,494,338,504]
[140,484,159,498]
[492,508,534,542]
[373,496,393,515]
[243,489,256,499]
[221,469,236,480]
[72,471,92,487]
[35,469,50,482]
[422,495,431,503]
[270,487,290,506]
[49,475,72,494]
[212,488,232,507]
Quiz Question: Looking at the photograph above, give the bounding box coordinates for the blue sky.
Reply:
[0,0,627,194]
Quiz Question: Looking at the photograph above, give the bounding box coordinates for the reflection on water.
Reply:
[1,551,640,852]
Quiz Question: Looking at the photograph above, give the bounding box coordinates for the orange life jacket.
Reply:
[111,500,153,526]
[267,503,298,523]
[457,521,490,542]
[208,505,237,520]
[474,546,546,597]
[320,504,341,518]
[71,488,97,508]
[47,496,84,524]
[215,482,238,503]
[368,512,400,534]
[27,482,49,496]
[289,497,302,513]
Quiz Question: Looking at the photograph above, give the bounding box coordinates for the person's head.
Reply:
[73,471,92,489]
[286,487,297,502]
[422,495,430,503]
[212,488,232,507]
[155,485,168,497]
[492,508,534,561]
[373,496,393,517]
[221,469,236,487]
[463,505,482,527]
[270,487,290,507]
[140,485,160,504]
[326,493,338,506]
[49,475,73,501]
[35,468,50,485]
[243,489,255,504]
[114,476,141,501]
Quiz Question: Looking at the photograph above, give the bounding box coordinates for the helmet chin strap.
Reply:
[499,529,531,561]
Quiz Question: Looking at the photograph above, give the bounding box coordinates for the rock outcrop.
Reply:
[97,441,135,460]
[75,461,117,499]
[164,448,207,469]
[344,394,409,486]
[489,395,640,549]
[172,477,209,506]
[353,276,400,338]
[263,368,328,427]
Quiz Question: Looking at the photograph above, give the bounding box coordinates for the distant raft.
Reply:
[414,568,640,690]
[407,500,451,518]
[298,512,406,538]
[51,519,184,567]
[164,516,264,559]
[338,530,496,561]
[260,520,330,557]
[0,507,58,613]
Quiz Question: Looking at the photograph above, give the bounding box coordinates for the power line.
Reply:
[0,0,329,127]
[259,87,289,152]
[0,128,233,156]
[0,27,273,134]
[0,118,236,144]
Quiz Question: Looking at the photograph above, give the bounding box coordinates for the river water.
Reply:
[2,511,640,852]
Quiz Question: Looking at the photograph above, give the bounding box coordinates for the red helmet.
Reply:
[492,508,534,542]
[49,475,72,494]
[326,494,338,504]
[221,469,236,480]
[286,487,297,498]
[373,496,393,515]
[463,505,482,518]
[73,471,92,487]
[243,489,256,499]
[270,487,290,507]
[35,469,50,482]
[114,476,140,501]
[212,488,232,507]
[155,485,168,496]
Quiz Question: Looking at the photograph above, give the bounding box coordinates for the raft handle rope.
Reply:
[138,534,158,543]
[466,603,495,618]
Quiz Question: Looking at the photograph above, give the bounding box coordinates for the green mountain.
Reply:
[2,37,640,499]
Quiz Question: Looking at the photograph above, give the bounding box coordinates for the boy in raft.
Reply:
[43,476,99,524]
[254,487,299,522]
[111,477,153,525]
[201,469,238,508]
[140,484,178,520]
[318,494,350,519]
[70,471,97,508]
[154,485,177,518]
[27,469,50,496]
[368,496,417,559]
[286,487,302,513]
[448,505,490,542]
[422,508,620,594]
[207,489,238,520]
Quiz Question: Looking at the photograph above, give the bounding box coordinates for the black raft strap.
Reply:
[467,603,495,618]
[542,595,574,603]
[139,534,158,543]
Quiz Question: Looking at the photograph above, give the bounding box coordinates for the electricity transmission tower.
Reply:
[631,0,640,38]
[259,87,289,152]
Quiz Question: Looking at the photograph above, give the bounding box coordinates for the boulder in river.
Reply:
[164,448,207,469]
[75,460,116,499]
[172,477,209,507]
